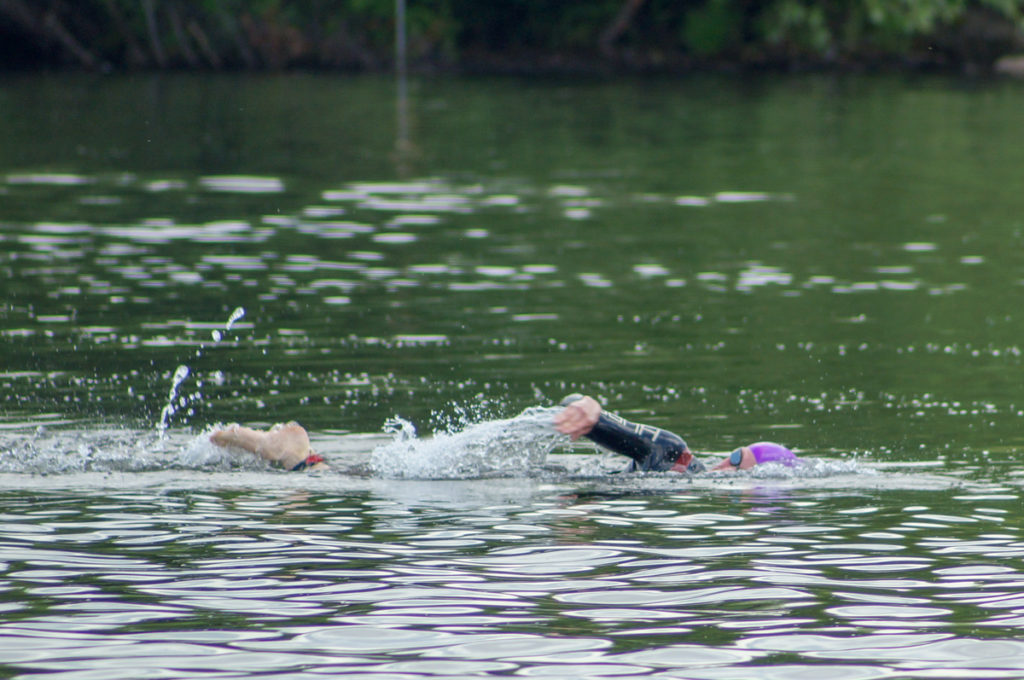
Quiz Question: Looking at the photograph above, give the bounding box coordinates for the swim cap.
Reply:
[748,442,798,466]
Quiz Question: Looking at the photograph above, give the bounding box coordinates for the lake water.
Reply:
[3,71,1024,678]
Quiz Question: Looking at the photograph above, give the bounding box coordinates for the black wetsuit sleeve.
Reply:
[586,410,698,473]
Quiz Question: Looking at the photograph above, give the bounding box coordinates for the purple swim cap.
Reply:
[748,442,798,466]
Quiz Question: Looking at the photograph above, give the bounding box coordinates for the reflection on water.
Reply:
[4,72,1024,679]
[5,167,1024,456]
[0,476,1021,678]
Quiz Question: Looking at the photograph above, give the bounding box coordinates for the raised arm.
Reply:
[554,394,704,475]
[553,394,602,439]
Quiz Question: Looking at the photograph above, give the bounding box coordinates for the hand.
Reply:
[554,395,601,440]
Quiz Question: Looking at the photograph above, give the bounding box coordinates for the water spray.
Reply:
[157,364,190,438]
[155,306,246,437]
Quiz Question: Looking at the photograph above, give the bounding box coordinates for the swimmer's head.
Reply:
[712,442,798,471]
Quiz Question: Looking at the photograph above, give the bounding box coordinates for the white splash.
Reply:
[0,427,283,475]
[212,306,246,341]
[741,457,872,479]
[369,406,566,479]
[157,365,190,438]
[226,306,246,330]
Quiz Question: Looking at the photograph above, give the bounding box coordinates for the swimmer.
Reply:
[209,394,797,474]
[554,393,799,474]
[208,421,328,471]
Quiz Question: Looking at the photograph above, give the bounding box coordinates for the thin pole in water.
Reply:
[394,0,411,175]
[395,0,407,83]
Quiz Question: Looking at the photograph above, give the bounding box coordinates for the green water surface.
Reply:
[2,72,1024,467]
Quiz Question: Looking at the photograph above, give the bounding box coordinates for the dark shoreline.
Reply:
[2,51,1022,79]
[3,1,1024,79]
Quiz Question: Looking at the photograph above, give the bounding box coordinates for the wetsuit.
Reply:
[561,395,707,475]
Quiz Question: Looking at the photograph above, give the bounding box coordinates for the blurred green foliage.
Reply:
[0,0,1021,70]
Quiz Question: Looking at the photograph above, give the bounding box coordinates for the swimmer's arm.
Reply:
[210,425,267,456]
[554,394,699,473]
[210,423,327,471]
[554,395,602,440]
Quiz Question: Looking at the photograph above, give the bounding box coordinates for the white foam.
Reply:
[369,407,566,479]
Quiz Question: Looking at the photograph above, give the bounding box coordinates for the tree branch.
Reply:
[0,0,101,67]
[214,0,258,68]
[187,18,223,69]
[168,1,200,67]
[42,8,99,67]
[599,0,647,57]
[101,0,147,67]
[140,0,167,67]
